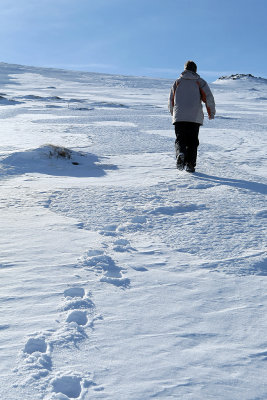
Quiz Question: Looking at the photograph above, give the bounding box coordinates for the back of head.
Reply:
[184,60,197,73]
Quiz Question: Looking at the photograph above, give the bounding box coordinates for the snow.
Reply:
[0,62,266,399]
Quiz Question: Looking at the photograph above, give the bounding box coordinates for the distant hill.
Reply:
[217,73,267,83]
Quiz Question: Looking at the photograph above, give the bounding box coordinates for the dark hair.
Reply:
[185,60,197,73]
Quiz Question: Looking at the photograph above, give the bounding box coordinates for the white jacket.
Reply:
[168,70,216,125]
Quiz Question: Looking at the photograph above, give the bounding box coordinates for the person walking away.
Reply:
[168,61,216,172]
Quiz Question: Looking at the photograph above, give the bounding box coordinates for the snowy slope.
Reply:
[0,62,266,400]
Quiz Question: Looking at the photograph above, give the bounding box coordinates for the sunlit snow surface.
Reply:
[0,63,266,399]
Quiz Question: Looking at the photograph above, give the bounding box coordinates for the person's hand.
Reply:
[209,114,215,120]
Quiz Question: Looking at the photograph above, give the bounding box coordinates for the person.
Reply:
[168,61,216,172]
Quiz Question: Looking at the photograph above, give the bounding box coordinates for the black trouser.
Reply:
[174,121,200,167]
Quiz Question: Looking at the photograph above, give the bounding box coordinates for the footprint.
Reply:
[63,287,95,311]
[149,204,201,216]
[51,375,81,398]
[64,288,85,298]
[63,299,95,311]
[24,337,47,354]
[100,276,130,287]
[66,310,88,326]
[86,250,104,257]
[18,279,98,393]
[22,336,52,379]
[99,224,118,236]
[83,252,130,287]
[113,239,135,253]
[50,287,95,348]
[52,322,88,346]
[132,266,148,272]
[114,239,130,246]
[131,216,147,224]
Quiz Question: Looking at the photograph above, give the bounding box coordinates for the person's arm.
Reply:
[198,80,216,119]
[168,80,178,115]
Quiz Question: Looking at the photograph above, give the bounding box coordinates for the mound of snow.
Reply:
[1,144,109,177]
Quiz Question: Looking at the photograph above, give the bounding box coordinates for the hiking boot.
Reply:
[176,153,185,170]
[185,163,195,173]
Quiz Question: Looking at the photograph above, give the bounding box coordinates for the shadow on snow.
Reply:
[194,172,267,195]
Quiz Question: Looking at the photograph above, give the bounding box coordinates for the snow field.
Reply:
[0,63,266,399]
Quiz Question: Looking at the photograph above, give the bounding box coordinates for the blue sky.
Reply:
[0,0,266,82]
